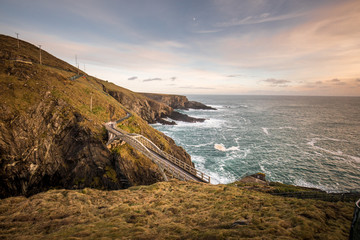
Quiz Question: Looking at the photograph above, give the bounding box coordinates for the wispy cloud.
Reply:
[170,77,176,81]
[328,78,347,85]
[193,29,223,34]
[179,86,215,90]
[143,78,162,82]
[128,76,137,81]
[227,74,243,78]
[215,12,305,27]
[263,78,291,86]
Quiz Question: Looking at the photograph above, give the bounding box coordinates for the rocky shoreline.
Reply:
[103,86,216,125]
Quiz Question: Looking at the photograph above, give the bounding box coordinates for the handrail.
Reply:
[130,134,210,183]
[104,116,210,183]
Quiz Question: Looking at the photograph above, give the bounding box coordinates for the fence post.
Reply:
[349,198,360,240]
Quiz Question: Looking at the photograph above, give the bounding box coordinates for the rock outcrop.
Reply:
[101,83,206,124]
[141,93,216,110]
[102,87,172,124]
[0,94,130,198]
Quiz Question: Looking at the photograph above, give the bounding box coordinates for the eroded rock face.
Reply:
[141,93,216,110]
[103,89,172,124]
[0,95,131,198]
[184,101,216,110]
[140,93,189,109]
[103,89,206,124]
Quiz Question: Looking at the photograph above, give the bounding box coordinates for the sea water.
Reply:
[152,95,360,192]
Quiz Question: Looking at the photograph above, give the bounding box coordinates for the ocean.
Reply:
[152,95,360,192]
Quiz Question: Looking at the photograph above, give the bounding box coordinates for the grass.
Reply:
[0,34,191,178]
[0,180,354,239]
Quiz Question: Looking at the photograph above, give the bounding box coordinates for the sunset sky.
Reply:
[1,0,359,96]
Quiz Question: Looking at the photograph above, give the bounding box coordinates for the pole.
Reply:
[15,33,19,48]
[90,95,93,112]
[38,45,42,65]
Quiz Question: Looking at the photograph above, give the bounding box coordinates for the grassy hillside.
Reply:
[0,180,354,239]
[0,34,191,196]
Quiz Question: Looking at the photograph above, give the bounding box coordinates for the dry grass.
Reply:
[0,180,354,239]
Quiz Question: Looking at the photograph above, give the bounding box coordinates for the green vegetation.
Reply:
[104,166,118,183]
[0,180,354,239]
[117,115,141,133]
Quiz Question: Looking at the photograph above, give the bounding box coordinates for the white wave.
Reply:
[173,118,225,129]
[307,137,360,163]
[208,171,236,184]
[243,148,251,158]
[214,143,240,152]
[294,179,337,193]
[262,126,296,136]
[192,155,206,164]
[279,126,297,130]
[238,104,248,108]
[262,127,269,135]
[189,142,214,148]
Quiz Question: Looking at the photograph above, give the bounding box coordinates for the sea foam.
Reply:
[214,143,239,152]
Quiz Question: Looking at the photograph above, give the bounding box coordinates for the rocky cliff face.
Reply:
[102,88,172,124]
[0,35,193,198]
[0,93,129,198]
[140,93,189,109]
[101,83,206,124]
[141,93,216,110]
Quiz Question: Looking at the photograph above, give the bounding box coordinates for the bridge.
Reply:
[104,113,211,183]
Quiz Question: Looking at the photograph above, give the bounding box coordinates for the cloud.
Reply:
[356,78,360,82]
[143,78,162,82]
[328,78,346,85]
[179,86,215,90]
[128,76,137,81]
[215,12,305,27]
[263,78,291,86]
[315,81,323,84]
[227,74,243,78]
[170,77,176,81]
[193,29,223,34]
[334,82,346,86]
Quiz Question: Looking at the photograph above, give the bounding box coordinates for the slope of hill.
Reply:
[0,180,354,239]
[0,34,191,197]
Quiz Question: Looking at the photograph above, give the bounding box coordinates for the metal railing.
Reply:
[350,199,360,240]
[105,122,210,183]
[134,134,210,183]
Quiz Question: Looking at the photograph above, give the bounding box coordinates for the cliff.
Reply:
[101,83,208,124]
[141,92,217,110]
[0,34,192,197]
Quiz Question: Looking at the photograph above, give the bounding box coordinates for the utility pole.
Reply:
[75,55,79,74]
[38,45,42,65]
[90,94,93,112]
[84,64,86,72]
[15,33,19,48]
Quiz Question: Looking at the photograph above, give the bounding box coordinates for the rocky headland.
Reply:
[0,35,357,239]
[141,92,217,110]
[0,34,195,197]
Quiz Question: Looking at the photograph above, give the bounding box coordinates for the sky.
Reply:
[1,0,360,96]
